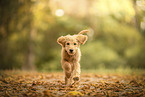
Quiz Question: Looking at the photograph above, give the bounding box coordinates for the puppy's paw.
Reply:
[73,77,79,81]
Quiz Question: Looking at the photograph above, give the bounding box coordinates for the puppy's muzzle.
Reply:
[69,49,73,53]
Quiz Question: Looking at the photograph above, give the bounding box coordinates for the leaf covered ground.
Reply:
[0,71,145,97]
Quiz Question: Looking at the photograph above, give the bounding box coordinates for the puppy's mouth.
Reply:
[68,52,75,55]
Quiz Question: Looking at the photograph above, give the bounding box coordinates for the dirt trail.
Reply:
[0,71,144,97]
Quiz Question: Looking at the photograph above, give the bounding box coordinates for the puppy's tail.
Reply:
[78,30,89,35]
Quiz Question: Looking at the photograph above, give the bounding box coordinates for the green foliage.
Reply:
[36,49,61,71]
[0,0,145,70]
[81,41,126,69]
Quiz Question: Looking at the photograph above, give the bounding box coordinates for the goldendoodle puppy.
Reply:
[57,30,88,85]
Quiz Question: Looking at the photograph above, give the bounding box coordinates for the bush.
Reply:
[81,41,126,69]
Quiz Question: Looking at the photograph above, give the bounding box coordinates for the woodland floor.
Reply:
[0,70,145,97]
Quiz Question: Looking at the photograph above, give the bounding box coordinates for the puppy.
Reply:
[57,30,88,85]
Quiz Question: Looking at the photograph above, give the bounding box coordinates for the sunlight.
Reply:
[55,9,64,17]
[141,17,145,30]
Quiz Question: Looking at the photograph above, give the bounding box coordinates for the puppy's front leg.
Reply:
[73,62,80,82]
[62,61,72,85]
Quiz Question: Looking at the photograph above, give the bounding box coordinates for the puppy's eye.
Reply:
[74,43,76,45]
[67,43,69,45]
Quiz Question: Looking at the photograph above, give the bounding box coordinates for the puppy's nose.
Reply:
[70,49,73,53]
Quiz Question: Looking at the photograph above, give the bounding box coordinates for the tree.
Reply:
[0,0,35,70]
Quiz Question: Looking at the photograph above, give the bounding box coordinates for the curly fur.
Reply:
[57,30,88,85]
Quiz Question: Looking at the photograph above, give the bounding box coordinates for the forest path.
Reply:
[0,71,144,97]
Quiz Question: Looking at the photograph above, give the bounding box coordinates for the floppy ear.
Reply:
[57,36,66,46]
[76,35,88,45]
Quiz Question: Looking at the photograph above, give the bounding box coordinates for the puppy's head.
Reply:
[57,30,88,55]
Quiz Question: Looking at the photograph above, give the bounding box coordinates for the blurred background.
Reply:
[0,0,145,72]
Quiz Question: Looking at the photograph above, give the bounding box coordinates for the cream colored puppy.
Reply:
[57,30,88,85]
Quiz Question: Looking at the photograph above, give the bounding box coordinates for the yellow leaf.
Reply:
[64,91,84,97]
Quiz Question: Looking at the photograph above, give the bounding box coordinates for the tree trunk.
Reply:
[133,0,140,31]
[23,27,36,71]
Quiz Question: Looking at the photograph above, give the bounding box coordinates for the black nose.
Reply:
[70,49,73,53]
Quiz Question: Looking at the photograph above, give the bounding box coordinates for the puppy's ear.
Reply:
[78,30,89,35]
[57,36,66,46]
[76,35,88,45]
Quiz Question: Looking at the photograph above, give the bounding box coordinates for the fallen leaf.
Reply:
[64,91,84,97]
[43,90,51,97]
